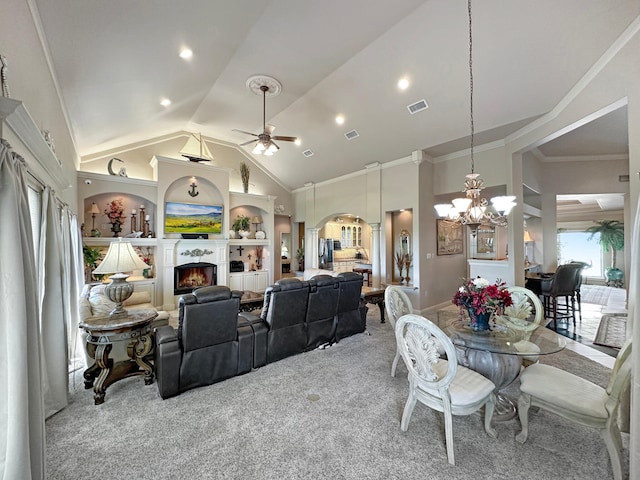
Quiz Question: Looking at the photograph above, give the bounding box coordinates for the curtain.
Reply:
[38,188,68,418]
[61,207,83,373]
[0,139,45,479]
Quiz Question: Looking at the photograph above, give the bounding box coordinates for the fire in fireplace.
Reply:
[174,262,217,295]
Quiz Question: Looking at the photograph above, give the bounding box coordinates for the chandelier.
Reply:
[434,0,515,235]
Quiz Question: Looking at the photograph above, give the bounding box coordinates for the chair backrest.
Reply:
[500,286,543,331]
[384,286,413,329]
[566,261,589,290]
[178,286,241,352]
[549,263,583,296]
[396,314,457,393]
[261,278,310,328]
[606,338,633,401]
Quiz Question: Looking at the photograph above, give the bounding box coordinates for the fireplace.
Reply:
[174,262,217,295]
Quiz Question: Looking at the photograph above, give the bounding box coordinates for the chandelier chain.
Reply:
[468,0,474,174]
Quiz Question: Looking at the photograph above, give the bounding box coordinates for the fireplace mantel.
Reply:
[159,238,229,311]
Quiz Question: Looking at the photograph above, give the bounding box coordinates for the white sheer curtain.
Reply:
[61,207,83,373]
[0,139,45,479]
[38,188,69,418]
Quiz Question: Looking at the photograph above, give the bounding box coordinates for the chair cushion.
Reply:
[519,363,608,418]
[426,360,495,405]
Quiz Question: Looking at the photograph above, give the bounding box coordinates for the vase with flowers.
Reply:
[452,277,513,331]
[104,198,127,237]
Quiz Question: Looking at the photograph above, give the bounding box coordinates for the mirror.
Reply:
[400,229,410,257]
[281,233,291,258]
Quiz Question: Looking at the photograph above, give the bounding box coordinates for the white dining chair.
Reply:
[516,338,632,480]
[384,285,413,377]
[495,286,544,365]
[395,314,497,465]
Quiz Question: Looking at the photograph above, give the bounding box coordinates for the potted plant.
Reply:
[233,214,251,239]
[296,247,305,271]
[586,220,624,284]
[83,246,102,283]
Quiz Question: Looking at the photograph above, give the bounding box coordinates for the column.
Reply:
[307,228,320,269]
[370,223,381,288]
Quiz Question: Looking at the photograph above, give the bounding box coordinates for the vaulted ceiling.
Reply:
[34,0,637,191]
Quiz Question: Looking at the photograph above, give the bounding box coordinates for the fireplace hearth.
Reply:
[174,262,217,295]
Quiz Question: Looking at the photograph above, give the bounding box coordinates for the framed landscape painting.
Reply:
[436,219,463,255]
[165,202,223,234]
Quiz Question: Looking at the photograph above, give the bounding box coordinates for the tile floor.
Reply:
[550,300,617,369]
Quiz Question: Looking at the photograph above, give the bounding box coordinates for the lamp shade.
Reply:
[90,202,100,214]
[93,240,149,275]
[251,216,262,225]
[523,230,534,242]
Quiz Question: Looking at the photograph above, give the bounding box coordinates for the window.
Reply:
[557,230,602,278]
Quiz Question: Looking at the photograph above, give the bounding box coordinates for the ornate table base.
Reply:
[81,310,157,405]
[453,346,522,422]
[362,287,386,323]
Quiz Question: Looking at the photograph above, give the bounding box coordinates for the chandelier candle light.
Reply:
[434,0,516,236]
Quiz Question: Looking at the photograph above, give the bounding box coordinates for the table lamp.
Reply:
[92,239,150,317]
[251,215,263,232]
[90,202,101,237]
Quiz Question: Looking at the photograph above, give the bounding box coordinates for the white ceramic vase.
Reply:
[239,230,250,239]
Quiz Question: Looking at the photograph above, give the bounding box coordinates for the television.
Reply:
[165,201,223,234]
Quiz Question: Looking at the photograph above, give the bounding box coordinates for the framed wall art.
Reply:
[436,219,463,255]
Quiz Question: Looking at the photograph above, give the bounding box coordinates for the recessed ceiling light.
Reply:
[179,48,193,59]
[160,98,171,107]
[294,138,301,146]
[335,115,345,125]
[398,78,410,90]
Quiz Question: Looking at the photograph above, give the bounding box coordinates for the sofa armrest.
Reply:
[154,326,181,399]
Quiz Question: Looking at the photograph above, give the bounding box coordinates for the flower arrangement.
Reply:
[452,277,513,316]
[104,198,127,226]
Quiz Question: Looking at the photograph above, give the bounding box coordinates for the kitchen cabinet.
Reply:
[229,271,269,293]
[333,260,355,273]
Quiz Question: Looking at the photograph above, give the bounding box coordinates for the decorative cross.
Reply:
[235,245,245,256]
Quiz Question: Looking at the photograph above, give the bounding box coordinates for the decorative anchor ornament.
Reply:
[188,177,199,197]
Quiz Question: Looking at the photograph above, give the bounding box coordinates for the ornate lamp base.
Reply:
[103,273,134,318]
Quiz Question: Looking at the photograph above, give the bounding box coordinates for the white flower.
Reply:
[472,277,489,288]
[459,286,465,293]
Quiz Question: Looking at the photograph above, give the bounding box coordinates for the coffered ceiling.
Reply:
[32,0,638,190]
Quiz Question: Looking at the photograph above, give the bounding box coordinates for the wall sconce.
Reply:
[188,177,199,197]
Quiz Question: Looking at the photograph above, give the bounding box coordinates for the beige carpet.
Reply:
[593,314,627,349]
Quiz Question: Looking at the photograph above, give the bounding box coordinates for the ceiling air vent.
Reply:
[344,129,359,140]
[302,149,314,158]
[407,99,429,115]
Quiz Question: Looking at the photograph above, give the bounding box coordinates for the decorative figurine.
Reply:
[1,54,9,98]
[107,157,128,177]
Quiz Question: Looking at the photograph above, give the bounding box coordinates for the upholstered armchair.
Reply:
[260,278,310,363]
[154,286,253,399]
[305,274,341,350]
[335,272,367,341]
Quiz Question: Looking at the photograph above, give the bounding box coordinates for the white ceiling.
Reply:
[33,0,637,191]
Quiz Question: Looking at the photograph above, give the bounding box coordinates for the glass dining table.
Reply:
[435,309,566,422]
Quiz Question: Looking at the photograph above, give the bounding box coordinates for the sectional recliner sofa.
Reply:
[154,272,366,399]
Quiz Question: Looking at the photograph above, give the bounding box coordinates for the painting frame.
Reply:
[436,219,463,255]
[165,201,223,234]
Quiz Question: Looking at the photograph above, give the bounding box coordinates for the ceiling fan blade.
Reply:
[232,129,258,137]
[239,139,259,146]
[272,136,297,142]
[264,124,276,135]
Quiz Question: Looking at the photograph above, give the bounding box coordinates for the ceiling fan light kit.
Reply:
[234,75,298,156]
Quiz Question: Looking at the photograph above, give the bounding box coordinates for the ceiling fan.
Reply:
[233,75,298,156]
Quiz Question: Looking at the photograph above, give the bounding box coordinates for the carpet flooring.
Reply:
[47,308,627,480]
